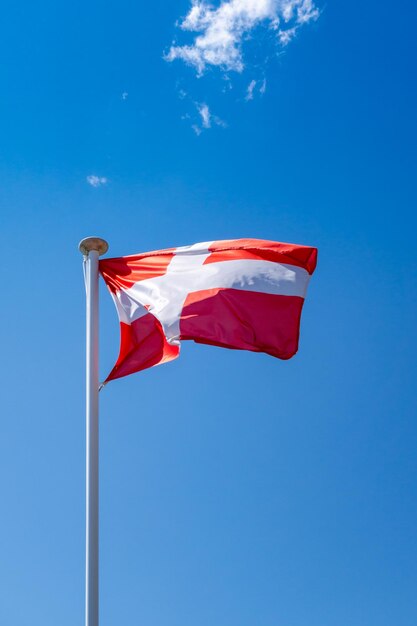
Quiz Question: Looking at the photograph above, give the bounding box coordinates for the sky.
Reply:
[0,1,416,625]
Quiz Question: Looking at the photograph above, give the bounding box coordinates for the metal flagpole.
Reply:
[79,237,109,626]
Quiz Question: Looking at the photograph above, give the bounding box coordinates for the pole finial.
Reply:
[79,237,109,256]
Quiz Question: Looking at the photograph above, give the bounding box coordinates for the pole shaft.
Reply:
[85,249,100,626]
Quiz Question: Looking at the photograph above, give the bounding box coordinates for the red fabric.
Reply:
[180,289,304,359]
[106,314,179,381]
[206,239,317,274]
[100,251,175,293]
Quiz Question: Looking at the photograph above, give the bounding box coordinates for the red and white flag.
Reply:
[100,238,317,381]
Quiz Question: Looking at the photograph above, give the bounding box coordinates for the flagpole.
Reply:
[79,237,109,626]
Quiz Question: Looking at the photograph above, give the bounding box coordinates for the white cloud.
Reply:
[122,92,128,100]
[296,0,319,23]
[245,78,267,100]
[245,79,257,100]
[198,102,211,128]
[193,102,226,134]
[86,175,108,188]
[165,0,319,76]
[278,26,296,45]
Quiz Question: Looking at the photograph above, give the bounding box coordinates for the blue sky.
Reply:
[0,1,416,624]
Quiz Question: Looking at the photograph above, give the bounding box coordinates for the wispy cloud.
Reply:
[193,102,226,134]
[86,175,108,188]
[198,102,211,128]
[122,92,128,100]
[278,26,296,45]
[245,78,267,101]
[245,79,257,101]
[165,0,319,76]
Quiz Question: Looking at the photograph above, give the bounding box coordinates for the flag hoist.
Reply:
[79,237,109,626]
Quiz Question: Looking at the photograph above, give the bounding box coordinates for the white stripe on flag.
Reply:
[114,258,311,343]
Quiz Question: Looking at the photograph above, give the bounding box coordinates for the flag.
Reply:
[99,238,317,381]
